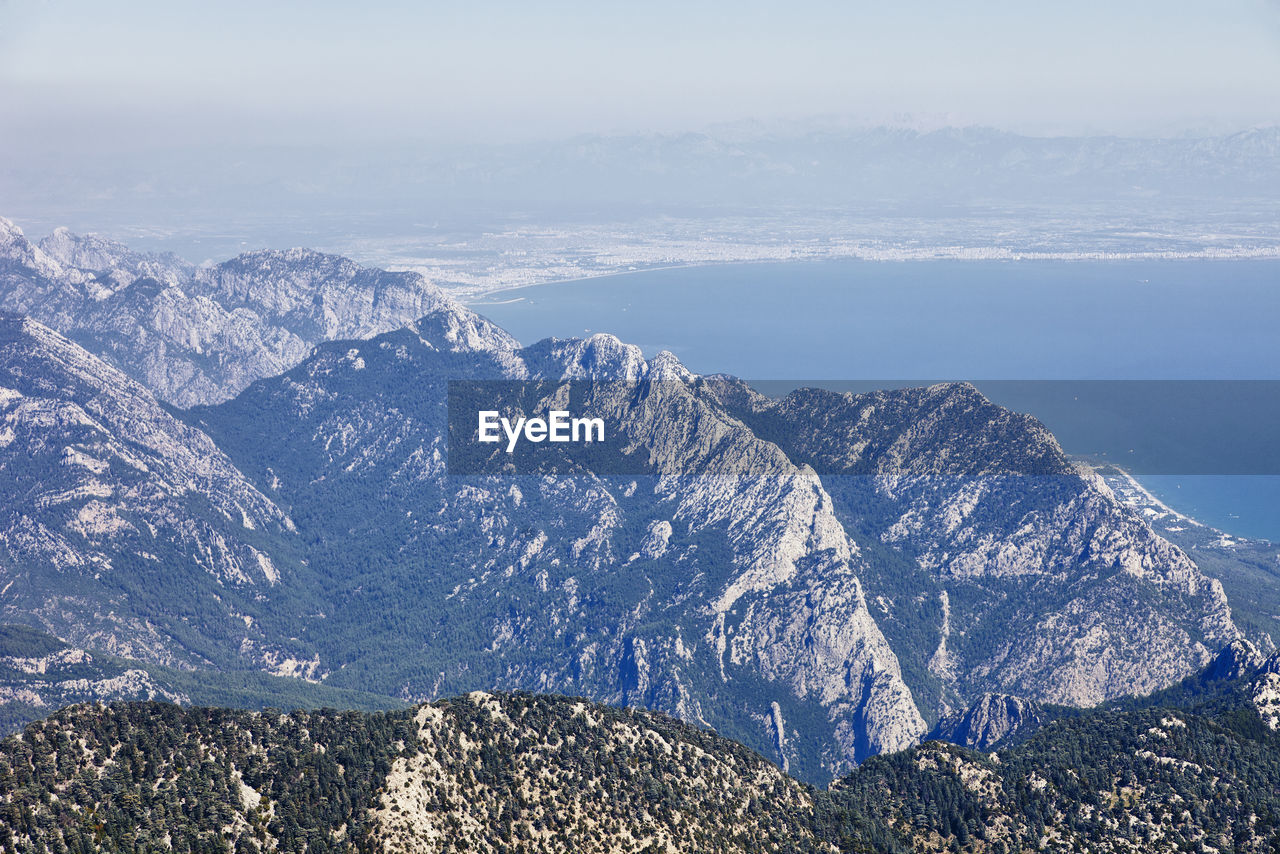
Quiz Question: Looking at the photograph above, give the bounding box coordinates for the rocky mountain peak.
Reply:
[928,693,1045,750]
[408,300,520,354]
[0,220,520,405]
[1253,651,1280,731]
[647,349,694,384]
[37,227,135,272]
[0,218,64,282]
[0,216,30,251]
[563,333,648,380]
[1205,637,1269,682]
[517,333,648,381]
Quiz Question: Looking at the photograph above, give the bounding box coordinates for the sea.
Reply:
[470,259,1280,541]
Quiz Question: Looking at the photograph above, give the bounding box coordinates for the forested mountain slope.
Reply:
[0,226,1251,783]
[4,653,1280,854]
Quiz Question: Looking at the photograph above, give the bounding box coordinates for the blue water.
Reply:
[1137,476,1280,542]
[473,260,1280,380]
[472,259,1280,540]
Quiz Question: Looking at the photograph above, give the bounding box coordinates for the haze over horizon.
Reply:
[3,1,1280,261]
[3,0,1280,149]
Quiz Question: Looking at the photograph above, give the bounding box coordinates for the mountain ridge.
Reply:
[0,226,1254,783]
[0,217,516,407]
[188,317,1236,779]
[5,648,1280,853]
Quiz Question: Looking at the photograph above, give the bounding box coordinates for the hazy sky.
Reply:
[3,0,1280,145]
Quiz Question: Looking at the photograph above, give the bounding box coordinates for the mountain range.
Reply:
[0,216,513,407]
[0,217,1272,785]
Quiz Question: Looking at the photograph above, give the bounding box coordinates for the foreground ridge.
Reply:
[3,663,1280,853]
[0,693,832,854]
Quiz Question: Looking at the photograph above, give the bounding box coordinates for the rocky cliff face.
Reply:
[0,313,304,669]
[927,693,1045,750]
[1204,637,1269,682]
[0,217,515,407]
[0,225,1252,783]
[715,382,1239,717]
[194,327,927,781]
[1254,653,1280,731]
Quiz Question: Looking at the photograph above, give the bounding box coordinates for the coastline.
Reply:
[1099,464,1280,545]
[451,249,1280,304]
[464,261,723,303]
[1097,464,1203,529]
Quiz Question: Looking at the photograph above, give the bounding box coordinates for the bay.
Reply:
[472,259,1280,540]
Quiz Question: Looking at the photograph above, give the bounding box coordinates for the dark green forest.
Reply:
[3,664,1280,853]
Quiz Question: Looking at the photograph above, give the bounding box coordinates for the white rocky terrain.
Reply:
[7,677,1279,852]
[0,228,1255,782]
[705,382,1241,720]
[0,217,515,406]
[0,625,187,723]
[0,313,303,667]
[366,692,831,853]
[1254,653,1280,731]
[1,693,839,853]
[1193,636,1280,731]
